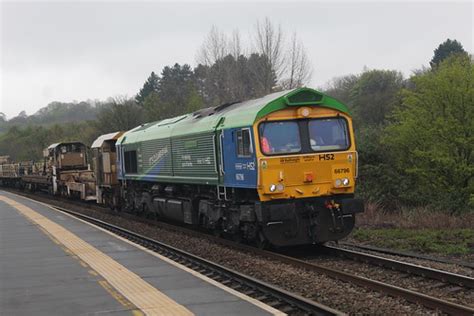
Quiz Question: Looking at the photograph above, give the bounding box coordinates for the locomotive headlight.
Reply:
[276,183,284,192]
[334,179,342,187]
[269,184,277,192]
[300,107,310,117]
[342,178,350,186]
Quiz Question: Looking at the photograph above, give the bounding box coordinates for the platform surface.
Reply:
[0,191,281,316]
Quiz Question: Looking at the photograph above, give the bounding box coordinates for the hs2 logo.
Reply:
[318,154,335,161]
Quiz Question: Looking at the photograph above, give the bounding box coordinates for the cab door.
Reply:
[222,127,257,188]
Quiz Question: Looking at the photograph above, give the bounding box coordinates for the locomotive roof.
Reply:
[91,131,124,148]
[47,141,86,150]
[119,87,350,145]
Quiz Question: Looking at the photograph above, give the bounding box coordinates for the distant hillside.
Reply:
[0,101,103,132]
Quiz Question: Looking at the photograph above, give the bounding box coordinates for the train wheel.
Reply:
[212,229,222,238]
[256,232,268,249]
[231,232,243,243]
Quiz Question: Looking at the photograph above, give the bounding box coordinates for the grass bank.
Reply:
[349,202,474,256]
[351,228,474,255]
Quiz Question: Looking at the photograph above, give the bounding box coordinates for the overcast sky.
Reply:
[1,1,472,118]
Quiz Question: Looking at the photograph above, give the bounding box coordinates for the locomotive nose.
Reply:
[258,152,357,200]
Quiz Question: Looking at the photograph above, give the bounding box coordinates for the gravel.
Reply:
[310,256,473,307]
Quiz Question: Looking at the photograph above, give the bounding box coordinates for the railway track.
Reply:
[338,242,474,269]
[52,205,342,316]
[263,249,474,316]
[6,190,474,316]
[314,245,474,289]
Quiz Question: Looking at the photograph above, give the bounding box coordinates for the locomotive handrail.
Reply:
[355,151,359,178]
[219,132,225,175]
[212,134,218,174]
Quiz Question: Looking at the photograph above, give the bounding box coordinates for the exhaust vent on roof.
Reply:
[214,100,240,112]
[285,89,323,106]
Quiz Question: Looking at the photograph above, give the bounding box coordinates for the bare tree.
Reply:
[196,26,229,66]
[195,18,314,98]
[253,17,286,92]
[281,33,313,89]
[229,29,242,59]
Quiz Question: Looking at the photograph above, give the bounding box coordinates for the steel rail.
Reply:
[52,205,343,316]
[339,242,474,269]
[319,245,474,289]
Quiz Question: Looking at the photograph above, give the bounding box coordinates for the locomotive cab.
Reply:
[249,90,364,246]
[45,142,88,170]
[48,142,95,200]
[256,110,356,199]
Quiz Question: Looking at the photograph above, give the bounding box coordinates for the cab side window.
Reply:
[236,129,252,158]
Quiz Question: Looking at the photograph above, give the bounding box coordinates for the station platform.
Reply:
[0,191,282,316]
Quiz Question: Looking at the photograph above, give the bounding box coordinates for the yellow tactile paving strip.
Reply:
[0,196,194,316]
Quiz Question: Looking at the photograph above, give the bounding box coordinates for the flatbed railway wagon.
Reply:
[0,156,24,186]
[22,142,96,200]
